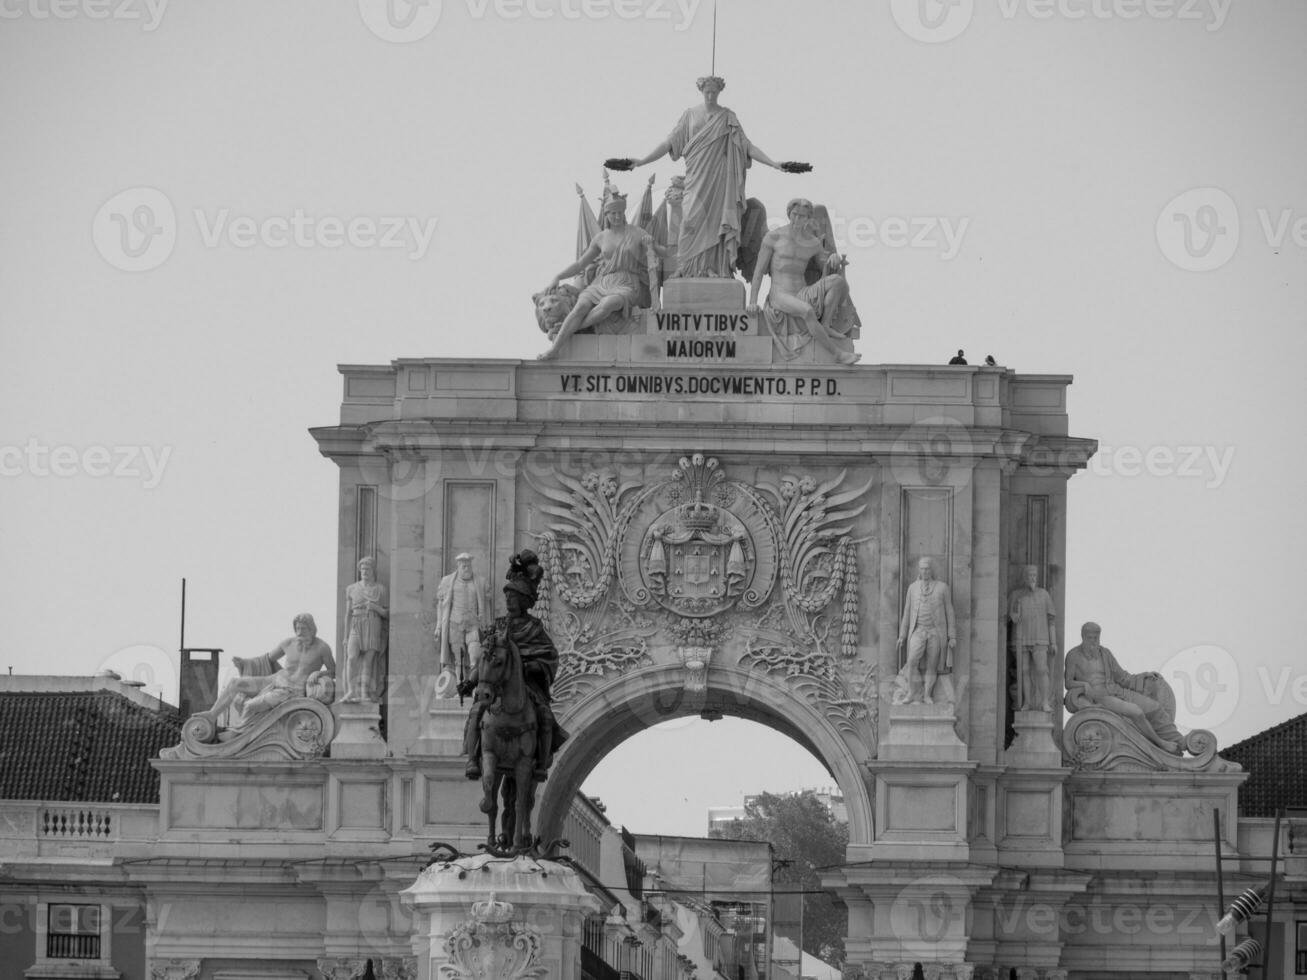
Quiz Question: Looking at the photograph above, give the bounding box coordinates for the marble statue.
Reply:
[532,283,579,340]
[342,556,388,703]
[893,556,956,705]
[435,552,486,696]
[1008,564,1057,711]
[1063,621,1182,753]
[747,198,861,364]
[538,191,665,359]
[458,551,568,782]
[197,613,336,726]
[618,76,800,279]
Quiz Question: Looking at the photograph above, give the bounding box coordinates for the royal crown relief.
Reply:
[529,453,880,748]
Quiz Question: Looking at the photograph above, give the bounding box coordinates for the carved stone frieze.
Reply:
[441,895,546,980]
[532,453,876,750]
[160,698,335,761]
[150,961,200,980]
[317,959,369,980]
[1063,707,1240,773]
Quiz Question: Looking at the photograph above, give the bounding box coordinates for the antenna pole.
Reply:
[711,0,717,75]
[179,577,187,656]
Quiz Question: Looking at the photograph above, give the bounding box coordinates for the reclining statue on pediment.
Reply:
[1061,621,1238,773]
[160,613,337,762]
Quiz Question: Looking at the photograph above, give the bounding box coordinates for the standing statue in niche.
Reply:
[747,197,861,364]
[1008,564,1057,712]
[459,551,569,782]
[893,556,957,705]
[342,556,388,703]
[435,552,486,698]
[1064,621,1183,754]
[610,76,807,279]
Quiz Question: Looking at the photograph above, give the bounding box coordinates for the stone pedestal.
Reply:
[880,702,968,762]
[413,692,469,758]
[331,700,388,759]
[1005,710,1062,768]
[401,853,599,980]
[660,276,745,311]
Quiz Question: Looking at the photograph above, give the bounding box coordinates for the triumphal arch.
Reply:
[143,77,1244,980]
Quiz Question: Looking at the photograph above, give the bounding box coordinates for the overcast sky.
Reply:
[1,0,1304,836]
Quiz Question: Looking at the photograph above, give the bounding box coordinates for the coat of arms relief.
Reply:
[529,454,880,753]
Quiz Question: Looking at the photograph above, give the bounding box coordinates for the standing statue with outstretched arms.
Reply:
[612,76,805,279]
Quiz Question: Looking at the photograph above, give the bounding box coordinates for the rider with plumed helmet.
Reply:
[460,550,569,781]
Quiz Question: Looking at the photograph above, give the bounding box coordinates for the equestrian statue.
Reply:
[458,550,569,853]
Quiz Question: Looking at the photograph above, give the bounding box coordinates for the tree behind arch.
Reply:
[711,790,849,967]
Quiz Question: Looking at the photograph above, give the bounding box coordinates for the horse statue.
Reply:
[472,627,539,854]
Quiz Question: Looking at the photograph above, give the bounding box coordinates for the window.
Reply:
[47,905,101,960]
[1296,920,1307,974]
[25,900,118,980]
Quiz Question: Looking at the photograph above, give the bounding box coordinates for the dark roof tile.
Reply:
[0,691,181,804]
[1221,710,1307,818]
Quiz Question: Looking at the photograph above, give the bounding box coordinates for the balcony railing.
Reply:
[39,807,115,840]
[47,932,100,959]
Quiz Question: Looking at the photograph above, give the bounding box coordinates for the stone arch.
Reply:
[536,662,873,846]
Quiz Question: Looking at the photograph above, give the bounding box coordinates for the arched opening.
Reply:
[581,716,834,836]
[536,662,873,848]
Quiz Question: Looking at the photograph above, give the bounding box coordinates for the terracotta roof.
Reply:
[1220,711,1307,818]
[0,690,181,803]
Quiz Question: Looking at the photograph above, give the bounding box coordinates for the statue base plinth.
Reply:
[1006,709,1063,767]
[401,853,600,980]
[661,276,745,311]
[330,701,387,759]
[880,701,967,762]
[412,690,470,757]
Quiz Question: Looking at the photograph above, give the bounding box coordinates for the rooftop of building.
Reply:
[0,673,181,804]
[1220,709,1307,818]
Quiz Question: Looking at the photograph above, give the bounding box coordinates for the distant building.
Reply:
[0,673,180,978]
[707,788,847,836]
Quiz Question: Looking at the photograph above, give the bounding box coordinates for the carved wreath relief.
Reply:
[531,454,879,751]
